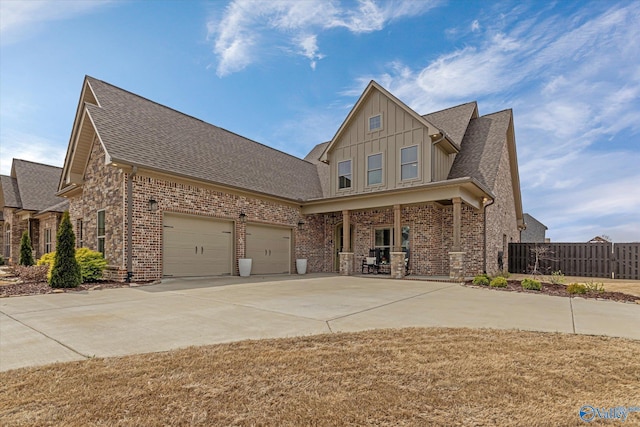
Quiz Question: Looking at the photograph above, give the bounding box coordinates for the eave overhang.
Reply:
[301,177,493,215]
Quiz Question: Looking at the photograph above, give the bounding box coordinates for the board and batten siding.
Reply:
[328,89,434,197]
[432,146,456,182]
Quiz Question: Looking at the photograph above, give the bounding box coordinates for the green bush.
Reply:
[75,248,107,282]
[50,211,81,288]
[38,248,106,283]
[585,281,605,293]
[495,270,511,279]
[567,283,587,294]
[0,255,5,265]
[472,274,490,286]
[549,270,565,285]
[490,276,508,288]
[19,230,35,266]
[522,278,541,291]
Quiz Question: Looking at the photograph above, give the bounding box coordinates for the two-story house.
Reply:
[56,76,524,281]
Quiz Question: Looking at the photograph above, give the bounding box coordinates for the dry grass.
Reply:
[1,328,639,426]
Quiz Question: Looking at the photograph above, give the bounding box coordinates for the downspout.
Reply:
[483,197,495,274]
[126,166,137,282]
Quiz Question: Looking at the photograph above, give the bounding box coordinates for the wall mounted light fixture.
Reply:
[148,199,158,212]
[239,211,247,223]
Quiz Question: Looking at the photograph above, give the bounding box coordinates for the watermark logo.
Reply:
[579,405,640,423]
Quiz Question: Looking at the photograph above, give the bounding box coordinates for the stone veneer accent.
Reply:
[390,251,405,279]
[2,208,27,264]
[68,140,125,280]
[339,252,354,275]
[448,251,465,280]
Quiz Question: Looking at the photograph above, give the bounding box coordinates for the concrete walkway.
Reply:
[1,275,639,372]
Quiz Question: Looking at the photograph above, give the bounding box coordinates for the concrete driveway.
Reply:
[1,274,639,371]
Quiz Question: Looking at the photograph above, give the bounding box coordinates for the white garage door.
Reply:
[246,224,291,275]
[163,214,233,277]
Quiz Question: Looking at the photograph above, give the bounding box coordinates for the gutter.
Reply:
[483,197,495,274]
[126,166,137,282]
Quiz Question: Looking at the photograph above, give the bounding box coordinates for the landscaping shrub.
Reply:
[19,230,35,266]
[490,276,508,288]
[50,211,81,288]
[472,274,490,286]
[567,283,587,294]
[0,255,5,265]
[495,270,511,279]
[550,270,565,285]
[585,281,605,293]
[75,248,107,282]
[6,265,49,283]
[38,249,106,283]
[522,278,541,291]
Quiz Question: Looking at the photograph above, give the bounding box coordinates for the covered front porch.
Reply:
[300,178,493,279]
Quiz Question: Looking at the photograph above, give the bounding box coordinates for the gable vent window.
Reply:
[338,160,352,189]
[368,114,382,132]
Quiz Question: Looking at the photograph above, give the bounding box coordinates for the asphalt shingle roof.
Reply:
[304,142,330,198]
[85,77,324,201]
[448,110,512,190]
[1,175,21,208]
[423,102,477,147]
[9,160,67,212]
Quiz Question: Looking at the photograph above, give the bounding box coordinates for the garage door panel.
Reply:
[163,214,233,277]
[246,224,291,275]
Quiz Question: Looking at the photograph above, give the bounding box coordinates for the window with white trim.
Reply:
[338,160,352,189]
[400,145,418,180]
[367,153,383,186]
[374,228,392,264]
[97,210,105,255]
[368,114,382,131]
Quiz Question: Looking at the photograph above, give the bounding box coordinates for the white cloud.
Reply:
[471,19,480,32]
[343,2,640,241]
[0,0,112,45]
[0,130,66,175]
[208,0,440,76]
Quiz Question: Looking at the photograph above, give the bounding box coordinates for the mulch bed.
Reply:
[464,279,640,303]
[0,280,153,298]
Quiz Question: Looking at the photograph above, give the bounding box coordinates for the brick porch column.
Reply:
[449,198,465,279]
[391,204,405,279]
[339,210,353,275]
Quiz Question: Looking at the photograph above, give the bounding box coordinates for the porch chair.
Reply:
[361,255,379,274]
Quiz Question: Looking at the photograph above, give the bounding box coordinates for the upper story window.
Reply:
[338,160,352,189]
[368,114,382,132]
[97,210,106,255]
[367,153,383,186]
[400,145,418,180]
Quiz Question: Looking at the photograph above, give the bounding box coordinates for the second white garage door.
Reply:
[163,214,233,277]
[246,224,291,274]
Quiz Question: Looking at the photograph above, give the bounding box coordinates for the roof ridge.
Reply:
[478,108,512,118]
[422,101,477,116]
[13,159,62,169]
[86,76,312,165]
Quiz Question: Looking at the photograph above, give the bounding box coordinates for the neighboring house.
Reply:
[56,76,524,281]
[521,213,548,243]
[588,235,611,243]
[0,160,69,263]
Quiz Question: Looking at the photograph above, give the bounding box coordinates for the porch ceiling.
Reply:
[301,177,492,214]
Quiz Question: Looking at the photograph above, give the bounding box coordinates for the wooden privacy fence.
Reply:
[508,242,640,280]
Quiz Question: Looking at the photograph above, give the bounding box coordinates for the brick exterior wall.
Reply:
[126,173,302,281]
[485,141,520,274]
[2,208,28,264]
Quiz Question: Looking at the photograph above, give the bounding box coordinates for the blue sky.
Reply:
[1,0,639,242]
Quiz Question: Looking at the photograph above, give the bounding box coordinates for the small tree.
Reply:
[50,211,81,288]
[19,230,35,266]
